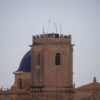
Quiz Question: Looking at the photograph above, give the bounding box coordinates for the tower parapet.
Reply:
[32,33,71,45]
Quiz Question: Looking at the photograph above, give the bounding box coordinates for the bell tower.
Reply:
[31,33,74,91]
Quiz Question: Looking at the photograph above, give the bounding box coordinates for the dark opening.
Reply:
[19,79,22,89]
[55,53,60,65]
[37,54,40,65]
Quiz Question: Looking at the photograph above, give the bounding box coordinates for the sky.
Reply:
[0,0,100,88]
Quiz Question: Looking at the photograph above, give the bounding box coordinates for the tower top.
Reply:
[32,33,72,45]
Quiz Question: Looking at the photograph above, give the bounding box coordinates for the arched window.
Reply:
[37,54,40,65]
[55,53,61,65]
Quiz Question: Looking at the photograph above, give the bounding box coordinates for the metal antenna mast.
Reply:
[60,21,62,34]
[43,26,45,34]
[54,23,57,33]
[56,23,57,33]
[49,19,51,33]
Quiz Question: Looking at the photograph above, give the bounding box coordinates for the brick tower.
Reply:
[31,33,74,92]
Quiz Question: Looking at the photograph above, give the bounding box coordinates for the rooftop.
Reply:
[32,33,71,45]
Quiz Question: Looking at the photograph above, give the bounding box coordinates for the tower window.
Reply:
[55,53,60,65]
[19,78,22,89]
[37,54,40,65]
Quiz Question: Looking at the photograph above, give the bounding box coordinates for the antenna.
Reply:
[53,23,55,33]
[56,23,57,33]
[54,23,57,33]
[43,26,45,34]
[49,19,51,33]
[60,21,61,34]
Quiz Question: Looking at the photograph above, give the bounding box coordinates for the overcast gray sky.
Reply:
[0,0,100,88]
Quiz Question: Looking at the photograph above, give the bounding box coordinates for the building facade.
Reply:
[0,33,100,100]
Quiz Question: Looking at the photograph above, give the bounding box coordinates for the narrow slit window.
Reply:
[37,54,40,65]
[19,79,22,89]
[55,53,60,65]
